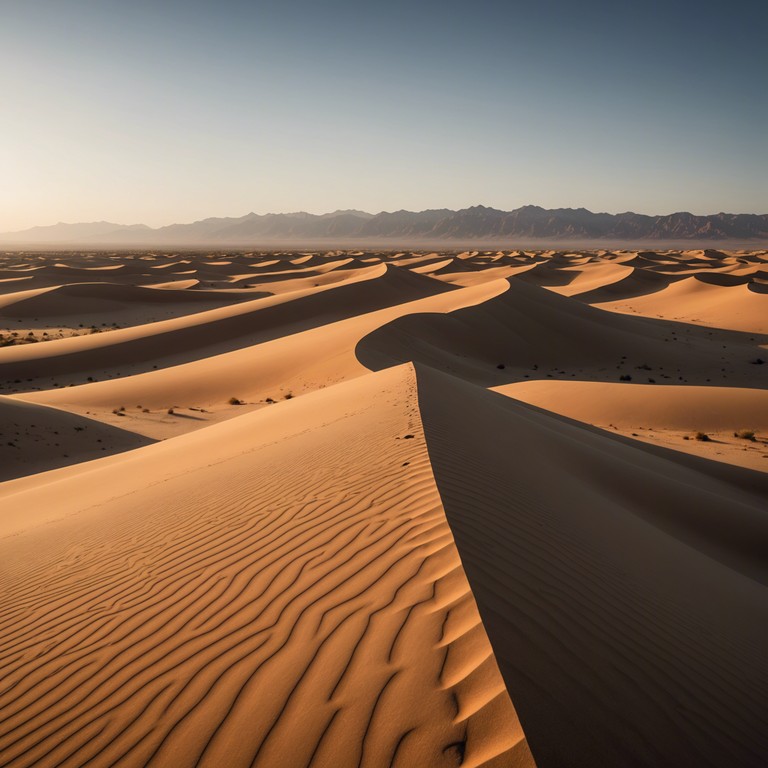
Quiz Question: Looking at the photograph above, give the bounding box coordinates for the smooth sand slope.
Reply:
[0,263,452,392]
[492,381,768,470]
[0,396,152,481]
[12,278,504,429]
[0,366,533,768]
[1,248,766,768]
[595,275,768,334]
[416,365,768,768]
[357,275,765,390]
[493,380,768,431]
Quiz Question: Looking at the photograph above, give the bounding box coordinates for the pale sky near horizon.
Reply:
[1,0,766,231]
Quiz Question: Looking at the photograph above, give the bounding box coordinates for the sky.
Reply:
[0,0,766,231]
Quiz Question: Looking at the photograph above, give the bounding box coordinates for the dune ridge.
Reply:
[0,366,533,768]
[1,246,766,768]
[416,365,768,767]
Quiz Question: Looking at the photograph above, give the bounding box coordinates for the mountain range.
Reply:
[3,205,767,246]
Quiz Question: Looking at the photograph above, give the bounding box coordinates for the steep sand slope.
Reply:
[492,381,768,471]
[494,380,768,430]
[357,277,765,389]
[0,283,255,317]
[0,264,452,391]
[0,365,533,768]
[416,365,768,768]
[15,279,505,421]
[595,275,768,334]
[0,397,153,481]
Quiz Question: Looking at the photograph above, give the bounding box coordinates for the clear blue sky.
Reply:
[1,0,765,230]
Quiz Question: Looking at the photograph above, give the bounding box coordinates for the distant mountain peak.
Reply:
[1,206,765,245]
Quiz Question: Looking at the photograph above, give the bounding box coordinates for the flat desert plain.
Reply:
[0,247,766,768]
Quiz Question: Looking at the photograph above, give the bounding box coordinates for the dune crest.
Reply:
[1,247,766,768]
[0,365,534,768]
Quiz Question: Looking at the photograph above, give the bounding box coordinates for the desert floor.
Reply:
[0,247,766,767]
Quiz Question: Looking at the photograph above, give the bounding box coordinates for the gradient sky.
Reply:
[1,0,766,230]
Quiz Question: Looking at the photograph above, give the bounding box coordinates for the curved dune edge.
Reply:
[492,380,768,430]
[1,247,766,768]
[595,275,768,333]
[490,380,768,472]
[416,364,768,768]
[0,262,453,389]
[13,278,505,414]
[0,365,534,768]
[0,396,154,482]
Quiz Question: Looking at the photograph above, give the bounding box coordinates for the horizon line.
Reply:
[5,204,768,235]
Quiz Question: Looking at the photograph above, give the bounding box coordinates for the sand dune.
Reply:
[356,275,764,389]
[572,265,683,302]
[417,364,768,767]
[0,396,152,481]
[0,283,254,317]
[0,365,532,768]
[1,247,766,768]
[0,263,453,393]
[493,379,768,431]
[14,278,503,418]
[596,274,768,333]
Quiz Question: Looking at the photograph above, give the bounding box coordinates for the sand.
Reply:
[0,247,766,767]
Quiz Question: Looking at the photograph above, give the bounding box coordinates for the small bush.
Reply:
[167,407,175,415]
[694,431,710,442]
[734,429,756,441]
[228,397,243,405]
[619,374,632,381]
[284,393,293,400]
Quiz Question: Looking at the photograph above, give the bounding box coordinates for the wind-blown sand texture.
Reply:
[1,248,766,768]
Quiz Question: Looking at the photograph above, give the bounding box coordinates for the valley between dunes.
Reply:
[0,248,766,768]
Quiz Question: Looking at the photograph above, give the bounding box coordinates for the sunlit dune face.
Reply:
[0,248,766,768]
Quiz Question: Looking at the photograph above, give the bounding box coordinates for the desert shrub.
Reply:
[284,393,293,399]
[734,429,756,441]
[694,431,710,442]
[619,374,632,381]
[228,397,243,405]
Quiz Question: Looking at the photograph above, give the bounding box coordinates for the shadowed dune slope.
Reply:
[16,279,503,411]
[0,365,533,768]
[356,277,765,388]
[572,265,683,302]
[416,364,768,768]
[0,283,257,317]
[493,380,768,430]
[0,263,454,389]
[0,397,153,481]
[595,275,768,334]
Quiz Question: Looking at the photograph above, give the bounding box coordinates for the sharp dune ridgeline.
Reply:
[1,247,766,768]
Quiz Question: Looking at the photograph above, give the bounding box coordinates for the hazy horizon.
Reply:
[2,0,766,231]
[5,203,768,235]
